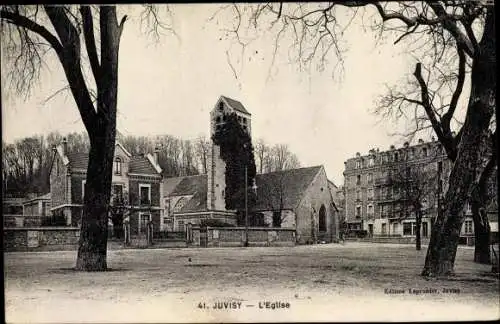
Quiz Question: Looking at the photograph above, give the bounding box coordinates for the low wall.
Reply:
[346,236,431,244]
[189,226,296,247]
[4,227,80,252]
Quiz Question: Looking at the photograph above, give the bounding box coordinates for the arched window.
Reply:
[319,205,327,232]
[114,157,122,175]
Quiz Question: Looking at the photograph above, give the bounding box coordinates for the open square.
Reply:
[5,242,499,322]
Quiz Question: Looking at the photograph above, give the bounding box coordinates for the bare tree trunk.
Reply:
[472,206,491,264]
[415,209,422,251]
[422,8,495,277]
[76,6,123,271]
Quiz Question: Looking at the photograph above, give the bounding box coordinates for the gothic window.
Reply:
[114,157,122,175]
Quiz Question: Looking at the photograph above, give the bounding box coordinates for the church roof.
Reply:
[253,166,323,211]
[164,166,323,214]
[221,96,251,115]
[164,175,208,213]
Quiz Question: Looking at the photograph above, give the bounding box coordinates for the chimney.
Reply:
[356,152,360,157]
[404,142,409,148]
[62,138,68,155]
[390,145,395,150]
[153,145,160,165]
[418,138,424,144]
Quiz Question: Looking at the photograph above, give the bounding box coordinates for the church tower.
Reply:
[207,96,252,211]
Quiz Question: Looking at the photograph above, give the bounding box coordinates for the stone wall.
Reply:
[189,226,295,247]
[4,227,80,252]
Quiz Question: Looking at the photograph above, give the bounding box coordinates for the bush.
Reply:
[200,219,235,227]
[40,214,67,226]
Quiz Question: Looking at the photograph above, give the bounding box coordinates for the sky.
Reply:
[1,4,433,185]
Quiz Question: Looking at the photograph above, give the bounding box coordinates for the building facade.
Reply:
[49,140,163,235]
[343,139,450,238]
[343,138,497,243]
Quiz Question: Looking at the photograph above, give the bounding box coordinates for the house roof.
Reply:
[253,166,323,211]
[64,149,160,175]
[221,96,251,115]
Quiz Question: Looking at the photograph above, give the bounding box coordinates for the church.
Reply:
[162,96,339,244]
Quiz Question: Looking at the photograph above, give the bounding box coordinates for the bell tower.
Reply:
[207,96,252,211]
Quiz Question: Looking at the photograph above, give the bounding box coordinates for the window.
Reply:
[394,152,399,161]
[138,212,151,234]
[368,157,374,167]
[422,147,428,157]
[139,184,151,205]
[356,190,361,200]
[368,188,374,199]
[242,118,247,124]
[163,217,169,224]
[367,204,374,215]
[178,220,185,232]
[82,180,86,200]
[367,173,373,182]
[464,220,473,234]
[112,184,124,204]
[380,205,386,218]
[403,223,412,235]
[219,102,224,111]
[381,223,387,235]
[216,116,221,123]
[355,206,361,218]
[114,157,122,175]
[356,175,361,185]
[409,148,414,159]
[356,160,361,169]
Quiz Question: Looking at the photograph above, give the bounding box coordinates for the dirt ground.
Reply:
[4,242,499,322]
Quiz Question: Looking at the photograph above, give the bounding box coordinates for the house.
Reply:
[49,139,163,236]
[162,95,339,244]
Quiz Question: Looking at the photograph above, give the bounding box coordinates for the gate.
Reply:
[200,226,208,247]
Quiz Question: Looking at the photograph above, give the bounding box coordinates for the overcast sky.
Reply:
[1,4,435,185]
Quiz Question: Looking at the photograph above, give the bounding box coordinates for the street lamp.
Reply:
[244,165,258,247]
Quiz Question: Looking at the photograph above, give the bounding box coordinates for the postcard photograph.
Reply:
[2,2,499,323]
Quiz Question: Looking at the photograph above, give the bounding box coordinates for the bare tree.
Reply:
[391,158,437,251]
[221,1,496,277]
[1,5,173,271]
[194,135,210,174]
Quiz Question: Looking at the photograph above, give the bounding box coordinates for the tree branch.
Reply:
[426,1,474,57]
[441,48,466,133]
[80,6,101,86]
[0,9,64,56]
[44,5,97,132]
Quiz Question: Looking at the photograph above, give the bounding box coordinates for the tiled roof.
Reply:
[129,155,158,174]
[66,152,160,175]
[253,166,322,211]
[165,166,322,214]
[66,152,89,170]
[166,175,208,213]
[163,176,185,196]
[221,96,251,115]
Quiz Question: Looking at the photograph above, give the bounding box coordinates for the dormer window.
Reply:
[242,118,247,124]
[114,157,122,175]
[219,102,224,111]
